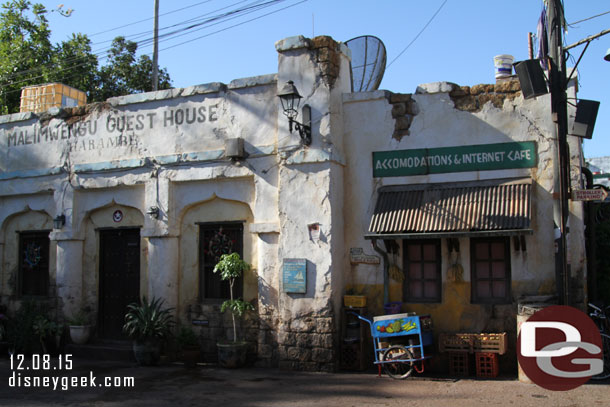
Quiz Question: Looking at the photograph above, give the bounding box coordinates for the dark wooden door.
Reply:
[98,228,141,339]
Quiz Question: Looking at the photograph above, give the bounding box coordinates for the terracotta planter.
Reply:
[217,341,248,368]
[133,339,161,365]
[69,325,92,345]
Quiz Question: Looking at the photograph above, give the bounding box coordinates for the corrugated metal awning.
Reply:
[366,179,532,239]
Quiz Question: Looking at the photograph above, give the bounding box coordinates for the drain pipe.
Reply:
[582,166,597,302]
[372,238,390,305]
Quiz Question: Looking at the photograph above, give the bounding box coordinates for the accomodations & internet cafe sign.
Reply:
[372,141,537,177]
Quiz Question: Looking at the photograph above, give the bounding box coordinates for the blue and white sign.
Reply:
[283,258,307,293]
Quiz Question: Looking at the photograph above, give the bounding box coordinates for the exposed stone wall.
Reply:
[312,36,342,89]
[449,79,522,112]
[277,308,336,372]
[388,93,418,141]
[256,305,279,367]
[186,303,260,363]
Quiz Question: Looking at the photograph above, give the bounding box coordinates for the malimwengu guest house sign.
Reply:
[373,141,537,177]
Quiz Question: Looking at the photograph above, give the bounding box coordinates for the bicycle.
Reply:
[588,303,610,380]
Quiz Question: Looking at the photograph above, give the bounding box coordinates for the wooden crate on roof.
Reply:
[20,83,86,113]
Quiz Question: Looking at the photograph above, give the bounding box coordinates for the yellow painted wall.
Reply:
[346,278,556,333]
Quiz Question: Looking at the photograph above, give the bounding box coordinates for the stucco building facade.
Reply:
[0,35,588,372]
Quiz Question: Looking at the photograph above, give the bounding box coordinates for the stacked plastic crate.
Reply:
[440,333,507,378]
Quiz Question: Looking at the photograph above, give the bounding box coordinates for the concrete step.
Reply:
[65,340,135,362]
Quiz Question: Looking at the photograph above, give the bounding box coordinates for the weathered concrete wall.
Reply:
[0,34,352,371]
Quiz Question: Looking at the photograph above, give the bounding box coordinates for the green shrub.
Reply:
[123,297,174,342]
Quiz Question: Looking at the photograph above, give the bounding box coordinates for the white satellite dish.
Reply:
[345,35,387,92]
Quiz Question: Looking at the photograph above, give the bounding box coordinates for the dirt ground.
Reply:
[0,358,608,407]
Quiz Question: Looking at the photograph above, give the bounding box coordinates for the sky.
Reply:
[35,0,610,159]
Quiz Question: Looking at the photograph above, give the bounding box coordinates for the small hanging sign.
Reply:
[350,247,380,264]
[283,258,307,293]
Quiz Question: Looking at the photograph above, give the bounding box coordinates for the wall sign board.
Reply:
[373,141,537,178]
[349,248,380,264]
[283,258,307,293]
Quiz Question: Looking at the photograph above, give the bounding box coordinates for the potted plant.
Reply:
[67,308,92,345]
[32,315,60,354]
[123,297,174,365]
[213,252,255,368]
[176,326,200,367]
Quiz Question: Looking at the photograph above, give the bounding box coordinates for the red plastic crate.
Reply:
[475,352,499,378]
[448,352,469,376]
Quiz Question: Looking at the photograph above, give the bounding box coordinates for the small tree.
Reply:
[213,253,254,343]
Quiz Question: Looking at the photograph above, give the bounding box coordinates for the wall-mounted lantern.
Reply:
[147,206,160,219]
[277,80,311,145]
[53,214,65,229]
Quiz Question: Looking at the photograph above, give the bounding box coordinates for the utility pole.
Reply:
[152,0,160,91]
[548,0,570,305]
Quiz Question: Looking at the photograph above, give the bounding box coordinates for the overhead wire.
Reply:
[0,0,301,93]
[159,0,307,52]
[86,0,218,38]
[88,0,253,46]
[136,0,286,50]
[0,0,271,84]
[386,0,448,68]
[568,10,610,27]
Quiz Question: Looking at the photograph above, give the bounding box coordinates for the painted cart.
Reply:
[349,312,434,379]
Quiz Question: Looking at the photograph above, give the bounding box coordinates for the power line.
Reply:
[386,0,448,68]
[0,1,282,87]
[88,0,253,46]
[159,0,307,52]
[87,0,218,38]
[0,1,270,85]
[568,10,610,27]
[0,0,306,94]
[138,0,287,50]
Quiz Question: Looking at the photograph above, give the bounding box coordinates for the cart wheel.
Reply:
[382,345,414,380]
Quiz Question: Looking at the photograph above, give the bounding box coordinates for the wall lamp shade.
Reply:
[277,81,311,145]
[277,80,302,119]
[605,48,610,62]
[513,59,548,99]
[570,99,600,139]
[53,214,65,229]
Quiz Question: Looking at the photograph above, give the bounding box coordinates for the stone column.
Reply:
[274,35,350,371]
[55,239,84,318]
[146,236,179,311]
